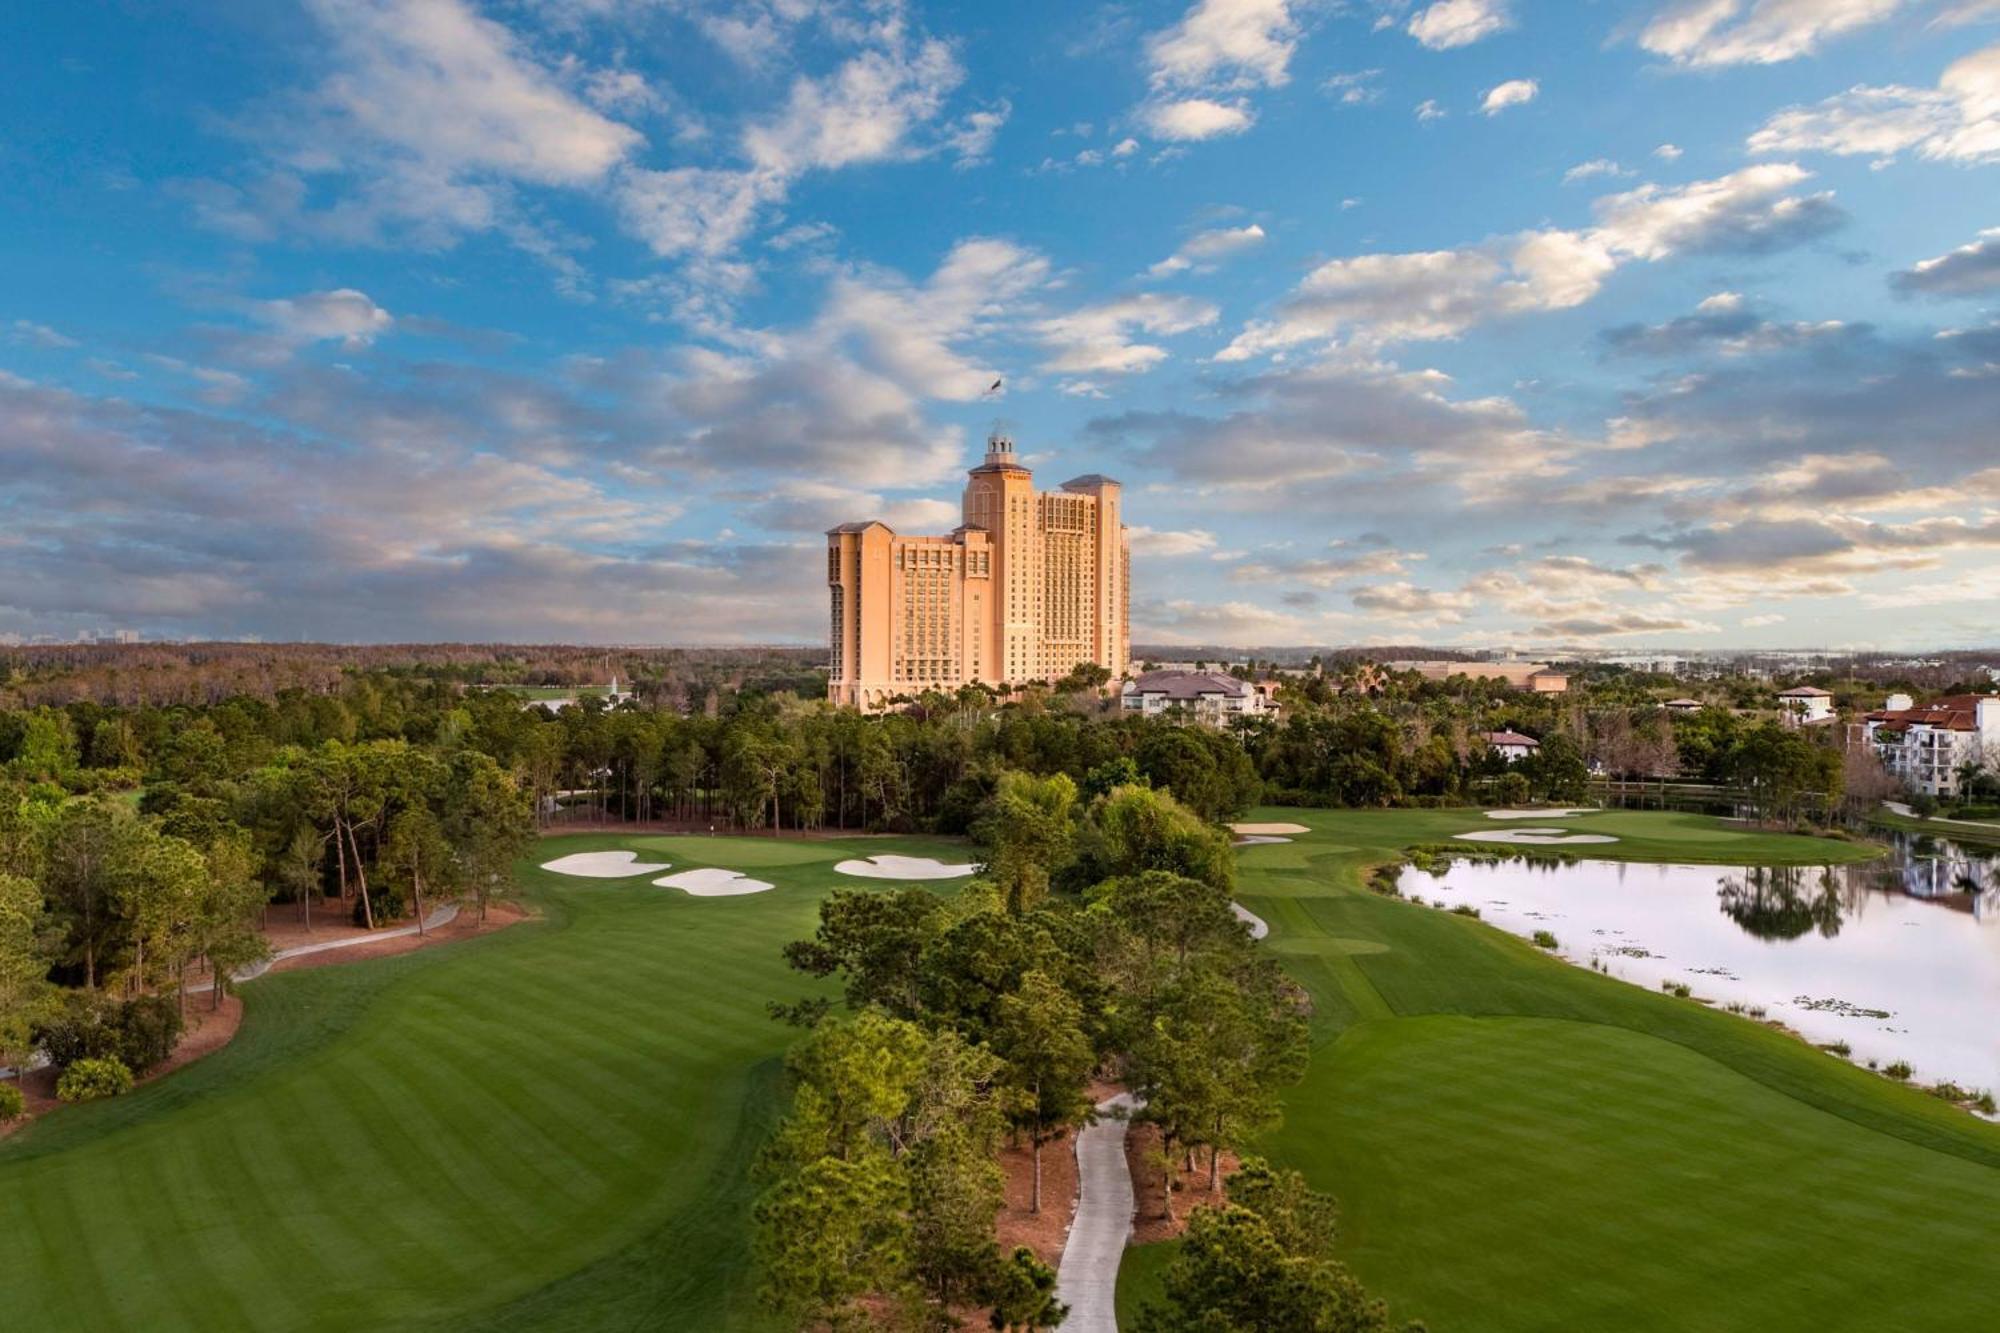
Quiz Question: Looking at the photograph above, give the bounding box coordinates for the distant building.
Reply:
[1663,698,1703,714]
[1860,694,2000,797]
[826,432,1129,710]
[1484,730,1541,762]
[1389,660,1568,693]
[1121,670,1269,728]
[1776,686,1835,724]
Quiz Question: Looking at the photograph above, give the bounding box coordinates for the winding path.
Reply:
[1231,901,1269,940]
[232,902,461,982]
[1055,1092,1141,1332]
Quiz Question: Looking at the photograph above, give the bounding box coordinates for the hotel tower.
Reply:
[826,432,1130,709]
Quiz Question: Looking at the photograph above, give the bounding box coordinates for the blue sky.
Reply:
[3,0,1997,648]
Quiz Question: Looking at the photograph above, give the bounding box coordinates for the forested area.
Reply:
[0,650,1917,1127]
[753,777,1413,1332]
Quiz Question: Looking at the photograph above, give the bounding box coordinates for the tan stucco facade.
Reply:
[827,434,1129,709]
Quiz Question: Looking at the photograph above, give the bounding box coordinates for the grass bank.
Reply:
[1118,807,2000,1331]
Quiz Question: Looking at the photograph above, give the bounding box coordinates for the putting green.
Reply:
[1118,808,2000,1331]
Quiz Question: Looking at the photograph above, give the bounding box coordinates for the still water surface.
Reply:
[1404,833,2000,1095]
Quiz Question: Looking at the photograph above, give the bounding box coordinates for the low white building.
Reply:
[1776,686,1835,724]
[1861,693,2000,797]
[1484,730,1541,762]
[1120,670,1269,728]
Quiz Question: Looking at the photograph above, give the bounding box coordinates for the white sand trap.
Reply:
[1232,902,1270,940]
[1233,835,1293,847]
[1455,828,1619,846]
[1231,822,1310,836]
[833,855,981,880]
[1485,807,1597,820]
[654,868,775,897]
[541,851,670,878]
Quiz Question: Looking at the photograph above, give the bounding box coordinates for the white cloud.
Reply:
[303,0,641,186]
[1219,164,1841,357]
[1037,293,1219,375]
[1324,70,1384,106]
[1638,0,1910,68]
[1892,228,2000,296]
[1136,1,1300,142]
[1746,43,2000,166]
[1415,98,1447,122]
[1142,97,1258,140]
[944,100,1012,168]
[1655,142,1684,159]
[9,320,77,349]
[1149,223,1268,275]
[1146,0,1301,91]
[255,288,395,347]
[1481,79,1539,116]
[1129,526,1221,557]
[1407,0,1512,50]
[617,23,967,259]
[1112,137,1141,157]
[1564,158,1632,183]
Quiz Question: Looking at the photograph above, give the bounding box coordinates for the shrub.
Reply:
[1449,903,1481,918]
[1884,1061,1912,1081]
[115,994,183,1074]
[1660,980,1691,999]
[57,1056,134,1103]
[1531,930,1558,949]
[0,1081,24,1121]
[37,992,182,1076]
[1975,1091,1996,1116]
[1817,1041,1851,1058]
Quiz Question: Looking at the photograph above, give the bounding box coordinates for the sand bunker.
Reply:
[1231,822,1311,836]
[1455,828,1619,846]
[1232,902,1270,940]
[1233,835,1294,847]
[833,855,981,880]
[1485,807,1598,820]
[541,851,670,878]
[654,869,775,897]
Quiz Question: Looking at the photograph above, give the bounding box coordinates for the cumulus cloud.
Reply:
[1217,164,1843,357]
[622,25,966,258]
[1141,97,1258,141]
[1148,223,1267,276]
[1638,0,1910,68]
[1891,228,2000,296]
[1129,526,1222,557]
[1407,0,1512,50]
[1600,291,1850,356]
[1746,43,2000,166]
[1564,158,1632,183]
[255,289,395,347]
[1037,293,1219,376]
[1136,1,1301,141]
[1481,79,1539,116]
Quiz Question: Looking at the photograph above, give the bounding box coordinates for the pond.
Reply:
[1403,832,2000,1098]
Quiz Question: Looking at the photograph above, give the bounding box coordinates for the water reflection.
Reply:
[1406,832,2000,1096]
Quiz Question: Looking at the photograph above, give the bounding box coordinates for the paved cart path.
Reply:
[1056,1091,1141,1332]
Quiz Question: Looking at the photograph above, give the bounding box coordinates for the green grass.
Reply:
[1117,806,2000,1330]
[8,809,1993,1331]
[0,831,969,1332]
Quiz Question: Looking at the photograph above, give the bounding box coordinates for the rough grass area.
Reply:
[0,831,970,1333]
[1116,807,2000,1331]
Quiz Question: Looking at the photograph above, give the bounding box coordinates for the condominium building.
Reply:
[1859,693,2000,797]
[826,432,1129,709]
[1388,660,1569,692]
[1119,670,1270,728]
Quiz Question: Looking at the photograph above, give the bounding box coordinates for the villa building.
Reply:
[1119,670,1270,728]
[1484,730,1542,762]
[826,432,1130,710]
[1859,693,2000,797]
[1776,686,1836,725]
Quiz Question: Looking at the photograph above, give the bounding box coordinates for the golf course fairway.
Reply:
[2,813,1994,1331]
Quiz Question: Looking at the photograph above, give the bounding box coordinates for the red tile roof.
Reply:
[1485,730,1541,747]
[1864,694,1997,733]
